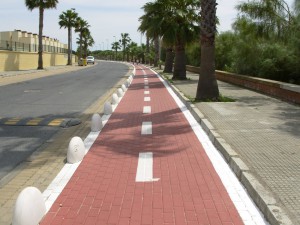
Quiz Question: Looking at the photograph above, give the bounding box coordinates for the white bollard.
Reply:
[117,88,124,97]
[67,136,85,163]
[103,101,112,115]
[91,113,103,132]
[111,93,119,105]
[121,84,127,92]
[126,79,130,87]
[12,187,46,225]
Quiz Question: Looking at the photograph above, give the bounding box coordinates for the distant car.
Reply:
[86,56,95,64]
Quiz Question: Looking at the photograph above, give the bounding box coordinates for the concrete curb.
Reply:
[156,71,293,225]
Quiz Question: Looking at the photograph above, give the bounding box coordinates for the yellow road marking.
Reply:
[48,119,64,126]
[26,118,43,126]
[4,118,20,125]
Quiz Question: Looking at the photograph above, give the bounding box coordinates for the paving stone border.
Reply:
[155,69,293,225]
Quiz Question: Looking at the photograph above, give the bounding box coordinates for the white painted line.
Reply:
[144,91,150,95]
[144,80,149,84]
[144,78,148,80]
[143,106,151,114]
[135,152,159,182]
[144,85,149,89]
[149,67,269,225]
[141,121,152,135]
[144,96,150,102]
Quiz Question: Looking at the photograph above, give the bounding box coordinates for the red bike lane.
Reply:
[40,65,244,225]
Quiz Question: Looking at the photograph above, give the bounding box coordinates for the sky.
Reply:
[0,0,295,51]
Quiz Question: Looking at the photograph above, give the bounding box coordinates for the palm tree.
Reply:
[58,8,78,65]
[196,0,219,100]
[75,17,90,60]
[235,0,293,41]
[111,41,121,60]
[128,42,138,62]
[139,0,200,79]
[25,0,59,69]
[120,33,131,61]
[139,1,163,67]
[163,46,174,73]
[82,29,94,58]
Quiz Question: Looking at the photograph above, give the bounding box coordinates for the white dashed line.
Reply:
[144,97,150,102]
[135,152,159,182]
[141,121,152,135]
[144,91,150,95]
[143,106,151,114]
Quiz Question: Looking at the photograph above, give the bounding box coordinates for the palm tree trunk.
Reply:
[79,34,83,60]
[123,44,125,61]
[172,43,186,80]
[146,36,150,64]
[67,27,72,65]
[196,0,219,100]
[163,47,174,73]
[38,6,44,70]
[154,37,159,67]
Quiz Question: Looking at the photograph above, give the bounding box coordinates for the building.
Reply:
[0,30,68,53]
[0,30,75,71]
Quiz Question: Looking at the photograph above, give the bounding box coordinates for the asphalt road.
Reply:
[0,61,129,180]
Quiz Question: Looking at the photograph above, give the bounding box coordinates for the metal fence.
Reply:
[0,40,68,53]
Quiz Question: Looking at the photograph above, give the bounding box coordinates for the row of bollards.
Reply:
[12,72,135,225]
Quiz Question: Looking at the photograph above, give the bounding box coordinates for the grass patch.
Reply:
[161,73,174,83]
[187,94,235,103]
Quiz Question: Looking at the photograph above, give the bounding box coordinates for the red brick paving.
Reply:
[40,65,244,225]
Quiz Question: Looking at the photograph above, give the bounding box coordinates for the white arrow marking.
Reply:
[135,152,159,182]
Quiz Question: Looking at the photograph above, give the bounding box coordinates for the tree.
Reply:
[25,0,59,69]
[59,8,78,65]
[75,17,89,59]
[138,1,162,67]
[111,41,121,60]
[236,0,293,41]
[120,33,131,61]
[128,42,138,62]
[196,0,219,100]
[139,0,200,79]
[82,29,94,58]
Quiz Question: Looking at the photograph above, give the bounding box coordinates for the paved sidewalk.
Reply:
[160,70,300,224]
[40,65,267,225]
